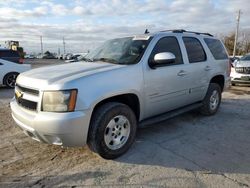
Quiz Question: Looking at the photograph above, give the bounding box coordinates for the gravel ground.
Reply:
[0,60,250,187]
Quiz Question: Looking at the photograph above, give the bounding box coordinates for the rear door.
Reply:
[181,36,210,102]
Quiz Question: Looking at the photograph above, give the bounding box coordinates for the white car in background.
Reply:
[0,59,31,88]
[231,54,250,86]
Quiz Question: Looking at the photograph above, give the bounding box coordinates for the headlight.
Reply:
[42,90,77,112]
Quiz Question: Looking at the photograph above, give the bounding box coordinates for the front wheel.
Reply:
[87,102,137,159]
[200,83,222,116]
[3,72,19,88]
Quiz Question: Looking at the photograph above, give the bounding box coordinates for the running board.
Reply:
[139,102,202,128]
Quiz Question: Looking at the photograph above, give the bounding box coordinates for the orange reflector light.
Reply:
[68,90,77,112]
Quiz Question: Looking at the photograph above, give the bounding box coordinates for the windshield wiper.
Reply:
[93,58,118,64]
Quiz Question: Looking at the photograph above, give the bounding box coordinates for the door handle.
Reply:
[205,66,212,71]
[177,70,187,76]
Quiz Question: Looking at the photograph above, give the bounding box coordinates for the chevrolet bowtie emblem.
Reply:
[15,90,23,99]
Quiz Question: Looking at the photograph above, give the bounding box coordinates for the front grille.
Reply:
[16,97,37,111]
[15,85,39,111]
[235,67,250,74]
[16,84,39,96]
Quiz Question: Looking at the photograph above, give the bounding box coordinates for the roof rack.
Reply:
[160,29,214,37]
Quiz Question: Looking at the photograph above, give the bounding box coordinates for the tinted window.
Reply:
[183,37,206,63]
[0,50,19,57]
[204,38,228,60]
[150,37,183,65]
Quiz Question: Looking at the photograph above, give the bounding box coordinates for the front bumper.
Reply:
[231,71,250,85]
[10,99,91,147]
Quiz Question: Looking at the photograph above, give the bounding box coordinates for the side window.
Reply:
[183,37,206,63]
[204,38,228,60]
[150,37,183,65]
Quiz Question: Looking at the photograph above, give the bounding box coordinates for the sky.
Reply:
[0,0,249,54]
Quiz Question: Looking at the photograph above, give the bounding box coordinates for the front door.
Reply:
[143,36,190,119]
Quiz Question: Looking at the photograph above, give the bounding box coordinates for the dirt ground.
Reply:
[0,60,250,187]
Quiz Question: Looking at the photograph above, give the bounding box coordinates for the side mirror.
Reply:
[150,52,176,68]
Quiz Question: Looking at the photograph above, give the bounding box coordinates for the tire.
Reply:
[200,83,221,116]
[3,72,19,88]
[87,102,137,159]
[232,83,236,86]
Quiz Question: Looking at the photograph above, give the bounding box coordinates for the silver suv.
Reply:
[10,30,230,159]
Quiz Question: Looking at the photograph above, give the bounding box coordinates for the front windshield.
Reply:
[84,36,151,65]
[240,54,250,61]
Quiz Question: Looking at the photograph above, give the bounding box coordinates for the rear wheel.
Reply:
[200,83,221,116]
[3,72,19,88]
[87,102,137,159]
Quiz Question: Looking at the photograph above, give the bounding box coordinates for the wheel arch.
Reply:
[210,75,225,92]
[91,93,141,122]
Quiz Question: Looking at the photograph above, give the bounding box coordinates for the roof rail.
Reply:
[160,29,214,37]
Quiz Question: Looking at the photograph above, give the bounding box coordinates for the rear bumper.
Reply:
[10,99,91,147]
[231,71,250,85]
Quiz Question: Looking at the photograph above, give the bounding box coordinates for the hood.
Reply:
[17,62,124,88]
[236,60,250,67]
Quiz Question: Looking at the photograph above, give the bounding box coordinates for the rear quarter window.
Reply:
[204,38,228,60]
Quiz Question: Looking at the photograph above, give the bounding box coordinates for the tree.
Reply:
[222,32,250,56]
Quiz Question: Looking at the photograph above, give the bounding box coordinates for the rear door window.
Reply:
[204,38,228,60]
[183,37,206,63]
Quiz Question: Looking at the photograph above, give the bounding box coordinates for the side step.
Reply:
[139,102,202,128]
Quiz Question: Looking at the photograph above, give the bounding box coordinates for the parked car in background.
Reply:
[65,53,88,63]
[65,53,73,60]
[231,54,250,86]
[0,48,24,64]
[0,59,30,88]
[24,54,36,59]
[65,54,81,63]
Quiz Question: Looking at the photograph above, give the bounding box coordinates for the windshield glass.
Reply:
[84,36,151,65]
[240,54,250,61]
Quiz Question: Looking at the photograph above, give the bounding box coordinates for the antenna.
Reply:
[144,29,149,34]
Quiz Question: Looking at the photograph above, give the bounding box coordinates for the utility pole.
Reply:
[233,10,242,57]
[40,36,43,55]
[63,37,66,54]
